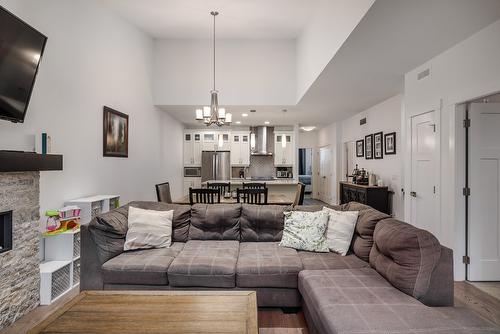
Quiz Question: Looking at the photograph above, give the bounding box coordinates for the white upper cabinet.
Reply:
[183,131,202,166]
[274,132,294,166]
[231,132,250,166]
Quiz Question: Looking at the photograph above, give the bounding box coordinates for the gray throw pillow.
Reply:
[279,211,330,252]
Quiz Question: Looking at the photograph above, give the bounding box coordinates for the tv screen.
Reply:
[0,6,47,123]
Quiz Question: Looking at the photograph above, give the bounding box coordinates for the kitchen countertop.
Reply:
[202,178,298,185]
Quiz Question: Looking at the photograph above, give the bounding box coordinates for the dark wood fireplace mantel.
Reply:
[0,151,63,172]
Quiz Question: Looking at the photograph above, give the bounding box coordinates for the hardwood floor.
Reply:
[258,309,309,334]
[454,281,500,327]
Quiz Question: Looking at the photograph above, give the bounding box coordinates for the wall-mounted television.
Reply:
[0,6,47,123]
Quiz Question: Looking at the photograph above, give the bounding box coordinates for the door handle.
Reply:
[410,191,417,197]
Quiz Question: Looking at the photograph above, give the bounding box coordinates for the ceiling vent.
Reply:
[417,68,430,80]
[360,117,367,125]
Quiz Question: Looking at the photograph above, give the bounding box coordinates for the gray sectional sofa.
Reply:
[81,201,499,333]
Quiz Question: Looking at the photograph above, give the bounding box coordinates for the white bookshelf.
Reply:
[65,195,120,224]
[40,229,80,305]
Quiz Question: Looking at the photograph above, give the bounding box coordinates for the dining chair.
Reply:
[236,188,268,205]
[242,182,267,189]
[292,182,306,206]
[206,182,231,196]
[189,188,220,205]
[155,182,172,203]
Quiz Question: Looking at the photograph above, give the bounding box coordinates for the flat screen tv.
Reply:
[0,6,47,123]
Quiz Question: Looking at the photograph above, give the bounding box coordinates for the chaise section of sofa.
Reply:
[299,268,498,334]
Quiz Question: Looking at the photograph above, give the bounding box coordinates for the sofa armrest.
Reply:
[420,246,454,306]
[80,224,104,290]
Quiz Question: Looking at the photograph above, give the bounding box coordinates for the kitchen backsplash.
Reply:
[249,155,275,178]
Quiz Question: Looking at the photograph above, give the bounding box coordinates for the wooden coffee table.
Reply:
[28,291,258,334]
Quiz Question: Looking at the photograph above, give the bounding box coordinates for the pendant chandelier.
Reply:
[195,11,232,126]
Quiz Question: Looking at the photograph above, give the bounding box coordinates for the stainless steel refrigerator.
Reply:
[201,151,231,182]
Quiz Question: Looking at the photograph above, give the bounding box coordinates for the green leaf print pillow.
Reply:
[279,211,330,252]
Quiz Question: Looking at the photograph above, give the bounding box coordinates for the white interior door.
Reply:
[468,103,500,281]
[319,146,332,203]
[410,111,438,236]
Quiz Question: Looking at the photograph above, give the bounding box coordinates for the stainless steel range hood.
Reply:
[250,126,274,156]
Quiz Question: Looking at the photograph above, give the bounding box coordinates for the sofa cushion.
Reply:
[299,269,498,334]
[236,242,302,288]
[101,242,184,285]
[188,204,241,240]
[89,202,190,263]
[167,240,239,287]
[370,218,442,301]
[298,251,369,270]
[343,202,390,261]
[240,205,290,242]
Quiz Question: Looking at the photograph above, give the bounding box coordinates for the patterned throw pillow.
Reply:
[279,211,330,252]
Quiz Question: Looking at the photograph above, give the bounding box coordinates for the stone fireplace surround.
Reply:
[0,172,41,330]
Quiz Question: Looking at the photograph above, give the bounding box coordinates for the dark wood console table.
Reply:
[339,181,390,214]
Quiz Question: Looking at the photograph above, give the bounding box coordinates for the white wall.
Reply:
[298,131,318,149]
[404,18,500,280]
[153,39,296,106]
[341,95,404,219]
[0,0,184,213]
[295,0,374,100]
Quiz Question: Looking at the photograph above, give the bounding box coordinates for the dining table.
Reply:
[173,193,294,205]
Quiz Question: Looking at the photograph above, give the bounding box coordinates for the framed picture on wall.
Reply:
[103,106,129,158]
[384,132,396,155]
[356,139,364,157]
[365,134,373,159]
[374,132,383,159]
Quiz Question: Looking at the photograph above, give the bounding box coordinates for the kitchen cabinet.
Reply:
[231,132,250,166]
[183,131,202,166]
[183,177,202,195]
[202,132,217,151]
[274,132,294,166]
[217,132,231,151]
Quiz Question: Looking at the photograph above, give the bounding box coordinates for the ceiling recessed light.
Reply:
[300,126,316,132]
[242,113,248,117]
[264,121,270,125]
[236,121,241,124]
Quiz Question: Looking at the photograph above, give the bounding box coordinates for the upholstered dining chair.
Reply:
[189,188,220,205]
[155,182,172,203]
[292,182,306,206]
[236,188,268,205]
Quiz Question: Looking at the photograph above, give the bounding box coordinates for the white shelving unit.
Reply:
[40,229,80,305]
[65,195,120,224]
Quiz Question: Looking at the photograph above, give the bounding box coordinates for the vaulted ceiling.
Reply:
[104,0,318,39]
[104,0,500,127]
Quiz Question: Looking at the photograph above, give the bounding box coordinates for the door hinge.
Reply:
[433,186,436,194]
[463,119,471,128]
[463,187,471,196]
[462,255,470,265]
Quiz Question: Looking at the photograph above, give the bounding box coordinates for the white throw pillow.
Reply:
[124,206,173,251]
[323,207,359,256]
